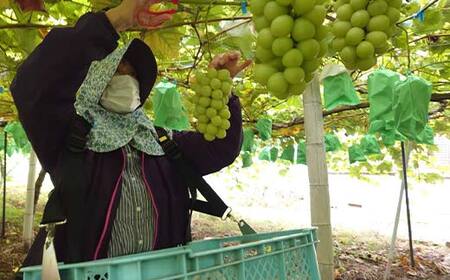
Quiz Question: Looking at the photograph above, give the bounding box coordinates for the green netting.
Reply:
[367,69,400,140]
[348,144,366,164]
[393,75,432,141]
[415,125,434,145]
[270,147,279,162]
[324,133,341,152]
[242,129,256,152]
[242,151,253,168]
[280,144,295,163]
[256,118,272,141]
[152,80,190,131]
[360,135,381,155]
[323,72,360,110]
[296,141,307,165]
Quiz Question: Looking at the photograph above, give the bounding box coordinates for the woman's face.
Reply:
[116,59,137,78]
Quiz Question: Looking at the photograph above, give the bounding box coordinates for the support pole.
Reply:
[1,131,6,238]
[401,142,415,267]
[23,150,37,250]
[384,142,412,280]
[303,75,334,280]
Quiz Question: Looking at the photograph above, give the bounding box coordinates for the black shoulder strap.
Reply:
[154,127,230,218]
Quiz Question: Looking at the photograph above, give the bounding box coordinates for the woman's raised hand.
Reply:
[106,0,172,32]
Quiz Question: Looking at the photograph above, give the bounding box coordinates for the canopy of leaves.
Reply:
[0,0,448,180]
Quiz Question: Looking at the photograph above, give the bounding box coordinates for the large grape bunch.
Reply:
[331,0,401,70]
[191,68,233,141]
[251,0,330,99]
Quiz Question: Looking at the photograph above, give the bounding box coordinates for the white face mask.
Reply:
[100,75,141,114]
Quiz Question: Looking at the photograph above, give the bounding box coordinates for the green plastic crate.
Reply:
[22,228,320,280]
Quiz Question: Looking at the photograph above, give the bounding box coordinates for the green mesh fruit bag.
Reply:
[242,151,253,168]
[296,140,307,165]
[259,147,271,161]
[241,128,256,152]
[415,125,434,145]
[367,69,400,139]
[270,147,279,162]
[360,134,381,155]
[152,80,190,131]
[280,144,295,163]
[256,118,272,141]
[324,133,341,152]
[323,72,360,110]
[348,144,366,164]
[393,75,432,141]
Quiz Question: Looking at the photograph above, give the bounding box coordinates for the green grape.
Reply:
[206,124,218,135]
[297,38,320,60]
[207,68,217,78]
[216,129,227,139]
[351,10,370,28]
[254,64,278,85]
[272,37,294,56]
[206,108,217,118]
[256,46,275,62]
[332,38,346,51]
[251,0,269,15]
[367,0,388,16]
[200,85,212,97]
[211,116,222,126]
[254,16,270,31]
[211,100,224,110]
[345,27,365,46]
[367,15,390,32]
[217,69,231,81]
[356,56,377,70]
[197,123,207,133]
[267,72,289,93]
[195,106,206,115]
[356,41,375,58]
[332,21,352,38]
[271,15,294,37]
[340,46,357,64]
[365,31,388,47]
[284,67,305,84]
[264,1,289,21]
[302,59,320,73]
[292,18,316,41]
[350,0,368,10]
[197,74,210,85]
[219,108,231,119]
[288,82,307,95]
[212,90,223,99]
[304,5,326,25]
[204,134,216,141]
[198,97,211,107]
[336,4,353,21]
[257,28,275,49]
[282,48,304,67]
[210,78,222,90]
[197,115,209,123]
[221,81,232,94]
[220,119,231,130]
[293,0,316,15]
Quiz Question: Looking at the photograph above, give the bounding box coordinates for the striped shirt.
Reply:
[107,144,154,258]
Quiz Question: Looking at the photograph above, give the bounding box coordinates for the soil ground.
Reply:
[0,190,449,280]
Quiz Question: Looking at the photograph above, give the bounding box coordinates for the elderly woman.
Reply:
[11,0,250,269]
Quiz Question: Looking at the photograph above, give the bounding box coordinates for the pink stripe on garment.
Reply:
[141,153,159,250]
[93,148,126,260]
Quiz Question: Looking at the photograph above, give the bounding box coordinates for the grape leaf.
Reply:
[144,28,186,60]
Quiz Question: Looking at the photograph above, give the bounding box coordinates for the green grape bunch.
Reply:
[251,0,330,100]
[190,68,233,141]
[331,0,401,70]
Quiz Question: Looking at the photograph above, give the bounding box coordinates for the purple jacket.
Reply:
[11,12,243,266]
